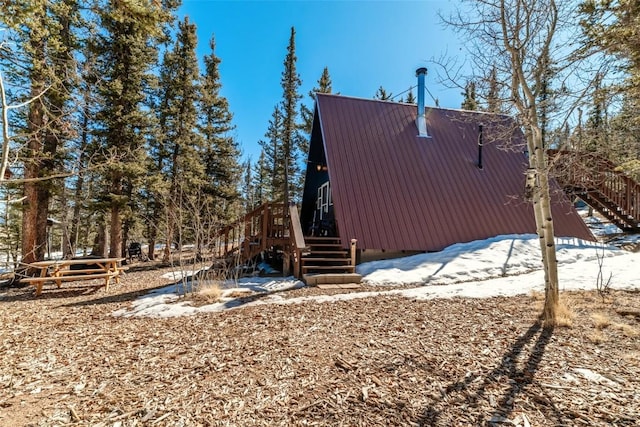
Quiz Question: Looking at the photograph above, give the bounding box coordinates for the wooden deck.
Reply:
[212,203,360,284]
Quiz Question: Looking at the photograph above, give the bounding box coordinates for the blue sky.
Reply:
[178,0,464,162]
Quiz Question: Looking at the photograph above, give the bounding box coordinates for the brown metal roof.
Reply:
[312,93,594,251]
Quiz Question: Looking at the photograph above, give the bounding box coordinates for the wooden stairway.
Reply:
[550,150,640,232]
[301,236,362,286]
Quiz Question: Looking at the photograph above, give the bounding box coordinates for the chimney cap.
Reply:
[416,67,428,76]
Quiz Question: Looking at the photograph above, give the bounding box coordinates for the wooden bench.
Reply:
[19,258,126,296]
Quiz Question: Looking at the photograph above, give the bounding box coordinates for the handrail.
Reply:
[289,205,306,250]
[213,202,287,260]
[549,149,640,228]
[288,204,306,278]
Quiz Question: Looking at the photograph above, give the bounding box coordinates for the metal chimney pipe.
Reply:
[478,124,484,169]
[415,67,430,138]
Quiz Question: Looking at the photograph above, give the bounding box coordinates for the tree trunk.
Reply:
[109,203,122,258]
[69,100,90,256]
[528,126,560,324]
[163,225,172,263]
[91,220,108,257]
[148,236,156,260]
[21,180,43,264]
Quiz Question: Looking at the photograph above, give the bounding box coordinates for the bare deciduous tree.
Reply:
[442,0,599,324]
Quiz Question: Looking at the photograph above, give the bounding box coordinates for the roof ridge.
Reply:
[316,92,510,118]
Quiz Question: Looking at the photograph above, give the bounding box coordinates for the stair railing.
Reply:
[288,204,306,278]
[549,149,640,228]
[214,202,286,263]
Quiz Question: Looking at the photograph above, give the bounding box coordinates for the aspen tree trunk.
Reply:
[528,126,559,324]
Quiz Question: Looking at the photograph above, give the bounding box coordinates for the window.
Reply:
[317,181,331,219]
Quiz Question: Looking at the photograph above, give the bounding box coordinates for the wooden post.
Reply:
[288,205,306,279]
[261,204,269,251]
[350,239,357,267]
[243,217,251,258]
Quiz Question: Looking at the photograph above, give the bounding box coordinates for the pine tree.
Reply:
[301,66,333,134]
[258,106,284,201]
[279,27,303,208]
[461,80,478,110]
[405,89,416,104]
[536,48,556,148]
[10,0,81,264]
[154,16,204,260]
[241,159,254,211]
[93,0,177,258]
[253,149,269,206]
[199,35,241,223]
[68,51,97,258]
[374,86,392,100]
[580,1,640,103]
[584,72,607,153]
[485,66,502,113]
[579,1,640,167]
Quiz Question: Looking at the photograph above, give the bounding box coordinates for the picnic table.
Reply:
[20,258,126,296]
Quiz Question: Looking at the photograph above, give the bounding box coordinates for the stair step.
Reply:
[301,257,351,264]
[305,236,341,242]
[303,273,362,286]
[303,250,348,256]
[302,265,355,272]
[307,243,344,249]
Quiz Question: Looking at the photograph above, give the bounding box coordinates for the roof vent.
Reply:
[416,67,431,138]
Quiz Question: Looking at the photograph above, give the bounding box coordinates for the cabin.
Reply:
[299,69,595,271]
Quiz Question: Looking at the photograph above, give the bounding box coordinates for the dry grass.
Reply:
[614,322,639,337]
[591,312,612,329]
[192,282,223,304]
[588,330,607,344]
[226,289,253,298]
[554,301,575,327]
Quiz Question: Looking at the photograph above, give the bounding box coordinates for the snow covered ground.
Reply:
[113,211,639,318]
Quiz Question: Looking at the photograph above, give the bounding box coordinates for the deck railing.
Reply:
[214,202,288,262]
[549,150,640,229]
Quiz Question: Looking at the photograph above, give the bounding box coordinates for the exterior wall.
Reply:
[300,107,332,235]
[358,249,423,264]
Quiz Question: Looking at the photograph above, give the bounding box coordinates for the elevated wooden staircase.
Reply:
[213,202,289,263]
[550,150,640,232]
[213,202,361,286]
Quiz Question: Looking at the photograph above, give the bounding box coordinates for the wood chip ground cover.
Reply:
[0,267,638,426]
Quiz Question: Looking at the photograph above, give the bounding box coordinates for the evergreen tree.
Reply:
[279,27,303,208]
[156,16,203,260]
[536,48,556,148]
[374,86,392,100]
[68,50,98,258]
[5,0,81,264]
[461,80,478,110]
[608,93,640,180]
[241,159,254,211]
[258,105,284,201]
[580,0,640,102]
[485,66,502,113]
[584,72,607,153]
[252,149,269,206]
[301,66,333,134]
[199,35,241,223]
[93,0,177,258]
[405,89,416,104]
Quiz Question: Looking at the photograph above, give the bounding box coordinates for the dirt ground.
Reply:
[0,264,638,426]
